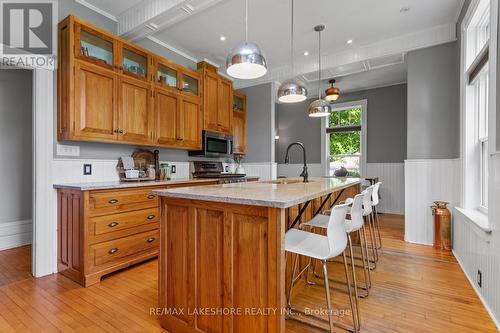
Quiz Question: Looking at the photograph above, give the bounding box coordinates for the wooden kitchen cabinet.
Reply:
[232,91,247,154]
[73,60,118,141]
[56,181,218,287]
[198,61,233,134]
[58,15,202,150]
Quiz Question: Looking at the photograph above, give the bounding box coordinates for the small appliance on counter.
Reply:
[191,161,247,184]
[117,149,160,182]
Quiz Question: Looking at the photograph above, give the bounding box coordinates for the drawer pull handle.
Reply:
[147,215,155,220]
[108,221,119,228]
[108,199,119,204]
[147,237,156,243]
[108,247,119,255]
[147,194,156,199]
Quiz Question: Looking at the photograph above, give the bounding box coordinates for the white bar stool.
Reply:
[285,199,359,333]
[371,182,383,250]
[362,186,379,268]
[301,192,372,299]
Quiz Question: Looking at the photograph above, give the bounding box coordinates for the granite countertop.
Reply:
[153,177,362,208]
[53,178,219,191]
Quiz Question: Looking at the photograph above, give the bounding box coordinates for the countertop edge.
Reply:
[53,178,220,191]
[154,179,362,209]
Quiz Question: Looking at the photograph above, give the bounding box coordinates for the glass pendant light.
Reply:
[277,0,307,103]
[308,25,331,117]
[325,79,340,102]
[226,0,267,80]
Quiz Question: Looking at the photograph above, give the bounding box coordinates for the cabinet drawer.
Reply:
[89,208,159,237]
[89,188,159,215]
[91,230,159,267]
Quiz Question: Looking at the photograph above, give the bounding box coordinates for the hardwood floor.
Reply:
[0,245,31,287]
[0,215,496,332]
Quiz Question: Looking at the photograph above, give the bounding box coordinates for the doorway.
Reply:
[0,68,33,284]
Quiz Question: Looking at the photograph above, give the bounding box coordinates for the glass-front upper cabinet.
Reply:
[181,73,199,97]
[233,92,246,112]
[76,24,115,69]
[121,44,149,80]
[156,61,178,90]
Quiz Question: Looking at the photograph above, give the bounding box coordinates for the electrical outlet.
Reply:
[57,144,80,157]
[171,165,176,174]
[477,270,482,288]
[83,164,92,175]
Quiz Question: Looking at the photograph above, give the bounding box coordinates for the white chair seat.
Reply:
[285,229,344,260]
[301,214,359,233]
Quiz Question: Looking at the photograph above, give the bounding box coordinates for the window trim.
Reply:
[322,99,367,177]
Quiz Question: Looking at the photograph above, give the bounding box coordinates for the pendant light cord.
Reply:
[245,0,248,42]
[291,0,294,77]
[318,28,321,99]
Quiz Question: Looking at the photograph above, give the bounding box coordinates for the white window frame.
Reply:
[460,0,498,220]
[321,99,367,177]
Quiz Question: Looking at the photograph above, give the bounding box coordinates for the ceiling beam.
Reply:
[118,0,226,42]
[234,23,457,89]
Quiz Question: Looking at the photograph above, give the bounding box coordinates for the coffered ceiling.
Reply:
[77,0,463,90]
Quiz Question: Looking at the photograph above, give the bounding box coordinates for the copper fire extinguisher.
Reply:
[431,201,451,250]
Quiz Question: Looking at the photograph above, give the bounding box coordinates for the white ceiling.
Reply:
[80,0,462,90]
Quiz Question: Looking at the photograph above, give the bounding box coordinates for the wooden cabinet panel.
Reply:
[90,207,159,237]
[154,88,180,146]
[74,61,117,140]
[204,71,219,132]
[218,79,233,133]
[232,110,246,154]
[180,96,202,149]
[90,229,159,267]
[88,188,158,216]
[118,76,151,144]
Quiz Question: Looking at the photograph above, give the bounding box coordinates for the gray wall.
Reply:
[407,42,459,159]
[333,84,407,163]
[498,2,500,150]
[276,100,322,164]
[275,83,408,164]
[0,69,33,223]
[238,83,275,163]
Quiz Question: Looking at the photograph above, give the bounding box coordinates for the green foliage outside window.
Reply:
[329,107,361,127]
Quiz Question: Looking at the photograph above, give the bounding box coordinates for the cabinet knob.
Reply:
[108,221,119,228]
[147,215,155,220]
[147,194,156,199]
[119,130,124,134]
[147,237,156,243]
[108,247,119,254]
[113,129,118,133]
[108,199,119,204]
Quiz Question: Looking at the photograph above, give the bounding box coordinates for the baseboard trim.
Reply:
[403,238,433,246]
[0,219,32,251]
[453,249,500,330]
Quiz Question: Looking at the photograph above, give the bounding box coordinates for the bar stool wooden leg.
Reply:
[367,214,379,263]
[362,224,375,270]
[374,206,383,249]
[346,236,361,331]
[287,253,299,309]
[358,229,371,291]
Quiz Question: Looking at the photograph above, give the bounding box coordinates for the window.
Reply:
[463,0,490,211]
[327,107,362,177]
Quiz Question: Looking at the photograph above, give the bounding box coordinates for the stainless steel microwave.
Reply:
[189,131,233,157]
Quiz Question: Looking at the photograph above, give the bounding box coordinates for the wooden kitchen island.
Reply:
[153,177,361,333]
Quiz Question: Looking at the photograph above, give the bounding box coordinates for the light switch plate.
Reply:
[171,165,176,174]
[57,144,80,157]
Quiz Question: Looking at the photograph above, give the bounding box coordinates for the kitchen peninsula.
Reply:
[153,177,361,333]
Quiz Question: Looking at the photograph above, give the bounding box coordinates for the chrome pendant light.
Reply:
[226,0,267,80]
[277,0,307,103]
[308,25,331,117]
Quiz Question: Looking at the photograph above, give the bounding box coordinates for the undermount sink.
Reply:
[264,179,307,185]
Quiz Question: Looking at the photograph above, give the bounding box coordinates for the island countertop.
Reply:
[153,177,362,208]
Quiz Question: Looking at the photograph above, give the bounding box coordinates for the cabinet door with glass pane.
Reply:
[155,58,180,92]
[120,43,150,81]
[180,71,200,98]
[75,23,116,70]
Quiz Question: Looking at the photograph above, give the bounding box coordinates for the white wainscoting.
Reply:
[242,163,277,181]
[0,220,32,251]
[452,153,500,328]
[277,163,324,178]
[365,163,405,215]
[404,159,460,245]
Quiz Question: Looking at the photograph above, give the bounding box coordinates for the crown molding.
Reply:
[74,0,118,22]
[146,36,199,63]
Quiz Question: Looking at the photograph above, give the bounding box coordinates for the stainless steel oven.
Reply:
[189,131,233,157]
